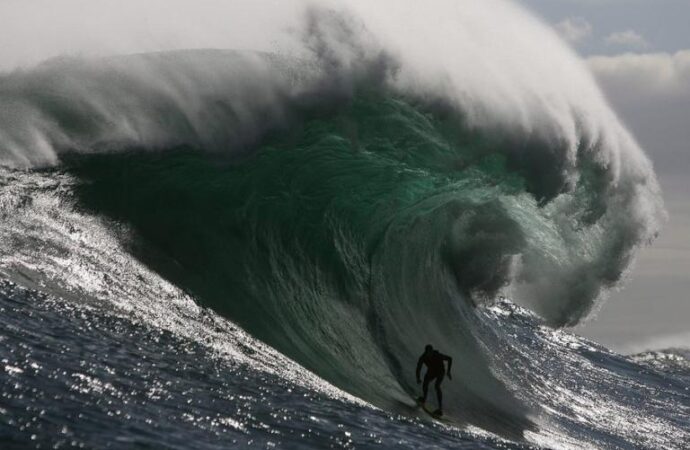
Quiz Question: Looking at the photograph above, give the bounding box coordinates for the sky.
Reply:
[518,0,690,352]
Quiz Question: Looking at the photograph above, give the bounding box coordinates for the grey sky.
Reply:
[519,0,690,352]
[521,0,690,55]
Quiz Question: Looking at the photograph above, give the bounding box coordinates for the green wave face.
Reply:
[61,92,630,432]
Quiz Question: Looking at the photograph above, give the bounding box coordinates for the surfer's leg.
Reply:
[422,373,433,403]
[434,373,445,411]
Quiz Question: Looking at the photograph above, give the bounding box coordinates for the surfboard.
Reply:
[415,398,449,423]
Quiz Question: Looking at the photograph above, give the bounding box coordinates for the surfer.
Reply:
[416,344,452,416]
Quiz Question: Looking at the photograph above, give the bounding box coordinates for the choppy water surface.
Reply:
[0,281,522,449]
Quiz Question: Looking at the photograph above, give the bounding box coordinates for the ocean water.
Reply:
[1,1,688,448]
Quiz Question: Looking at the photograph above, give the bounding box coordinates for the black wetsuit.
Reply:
[416,350,452,412]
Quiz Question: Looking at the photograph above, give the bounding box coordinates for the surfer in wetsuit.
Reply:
[416,344,452,416]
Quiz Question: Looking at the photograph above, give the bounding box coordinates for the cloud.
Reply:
[588,50,690,99]
[554,17,592,44]
[604,30,650,49]
[621,331,690,354]
[587,50,690,175]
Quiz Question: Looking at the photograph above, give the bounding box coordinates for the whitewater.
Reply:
[1,1,688,448]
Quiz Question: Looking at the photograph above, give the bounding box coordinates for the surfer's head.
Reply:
[425,344,433,354]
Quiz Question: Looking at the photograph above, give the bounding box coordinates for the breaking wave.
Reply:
[0,0,668,443]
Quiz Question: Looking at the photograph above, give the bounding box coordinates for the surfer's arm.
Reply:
[444,355,453,378]
[415,356,424,383]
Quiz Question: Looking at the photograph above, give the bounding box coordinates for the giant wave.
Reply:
[0,0,675,447]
